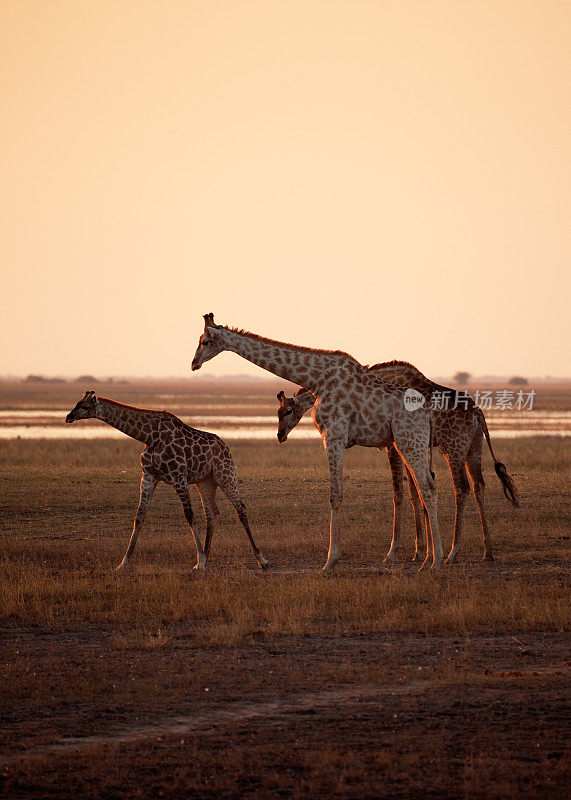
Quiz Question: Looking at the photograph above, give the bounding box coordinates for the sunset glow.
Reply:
[1,1,569,379]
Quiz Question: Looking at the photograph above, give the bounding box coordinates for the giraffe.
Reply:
[65,391,268,571]
[275,360,519,563]
[191,314,442,572]
[276,387,429,561]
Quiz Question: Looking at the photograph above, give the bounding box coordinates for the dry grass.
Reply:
[0,561,567,644]
[0,434,568,644]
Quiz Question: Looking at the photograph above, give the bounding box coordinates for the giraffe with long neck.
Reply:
[276,361,519,564]
[65,391,268,571]
[191,314,442,571]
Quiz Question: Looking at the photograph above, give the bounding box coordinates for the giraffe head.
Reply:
[191,313,226,371]
[66,390,98,423]
[276,388,314,443]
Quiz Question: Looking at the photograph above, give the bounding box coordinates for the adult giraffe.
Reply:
[191,314,442,572]
[276,369,519,564]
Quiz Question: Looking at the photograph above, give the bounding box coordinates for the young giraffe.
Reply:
[276,364,519,563]
[191,314,442,572]
[65,391,268,571]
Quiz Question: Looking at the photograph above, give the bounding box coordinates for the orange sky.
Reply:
[1,1,569,379]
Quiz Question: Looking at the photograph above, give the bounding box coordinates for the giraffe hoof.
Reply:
[258,558,269,571]
[483,553,494,562]
[115,561,127,571]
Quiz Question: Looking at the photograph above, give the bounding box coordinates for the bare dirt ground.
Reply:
[1,626,568,799]
[1,380,569,798]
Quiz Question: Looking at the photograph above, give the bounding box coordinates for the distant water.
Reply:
[0,410,569,440]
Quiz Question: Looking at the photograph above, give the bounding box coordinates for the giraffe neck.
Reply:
[96,398,157,444]
[217,328,362,392]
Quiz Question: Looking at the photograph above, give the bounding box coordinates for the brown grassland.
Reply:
[0,380,569,799]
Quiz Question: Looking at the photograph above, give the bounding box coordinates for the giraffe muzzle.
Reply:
[65,413,75,423]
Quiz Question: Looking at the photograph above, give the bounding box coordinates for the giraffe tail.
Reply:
[477,409,520,507]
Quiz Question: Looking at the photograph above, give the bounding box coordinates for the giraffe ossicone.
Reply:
[65,390,268,572]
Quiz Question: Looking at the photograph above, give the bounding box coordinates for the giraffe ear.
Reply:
[204,326,221,342]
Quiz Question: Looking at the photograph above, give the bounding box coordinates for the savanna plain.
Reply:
[1,380,569,799]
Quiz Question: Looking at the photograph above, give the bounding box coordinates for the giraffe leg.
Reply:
[174,482,207,571]
[421,507,430,564]
[418,477,442,571]
[196,475,220,557]
[406,465,426,562]
[444,458,471,564]
[394,444,443,571]
[216,469,269,570]
[466,448,493,562]
[116,472,157,571]
[322,437,345,573]
[383,445,405,565]
[423,503,434,569]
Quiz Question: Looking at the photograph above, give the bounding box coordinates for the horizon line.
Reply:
[1,373,570,383]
